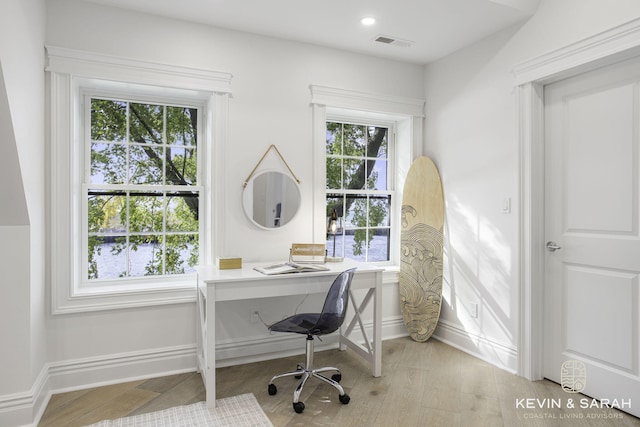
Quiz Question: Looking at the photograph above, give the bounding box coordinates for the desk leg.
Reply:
[373,271,382,377]
[340,272,383,378]
[205,285,216,407]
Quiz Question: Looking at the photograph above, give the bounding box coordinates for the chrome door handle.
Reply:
[546,241,562,252]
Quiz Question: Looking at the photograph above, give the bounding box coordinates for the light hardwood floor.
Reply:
[39,337,640,427]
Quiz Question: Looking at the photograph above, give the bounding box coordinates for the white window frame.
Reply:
[325,117,396,263]
[81,91,204,286]
[310,85,425,267]
[47,46,231,314]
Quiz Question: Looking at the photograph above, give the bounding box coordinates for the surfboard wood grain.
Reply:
[400,156,444,342]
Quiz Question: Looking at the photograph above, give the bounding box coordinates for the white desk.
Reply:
[196,259,384,407]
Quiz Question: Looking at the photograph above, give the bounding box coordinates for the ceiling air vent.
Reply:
[374,35,414,48]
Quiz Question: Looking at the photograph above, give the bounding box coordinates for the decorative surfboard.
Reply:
[400,156,444,342]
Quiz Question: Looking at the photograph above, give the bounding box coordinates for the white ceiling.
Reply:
[80,0,540,64]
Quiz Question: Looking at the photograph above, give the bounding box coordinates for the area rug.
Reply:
[84,393,273,427]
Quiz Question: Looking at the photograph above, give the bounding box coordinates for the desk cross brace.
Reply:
[343,289,375,357]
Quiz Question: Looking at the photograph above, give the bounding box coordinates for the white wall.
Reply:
[43,0,423,394]
[425,0,640,372]
[0,0,48,425]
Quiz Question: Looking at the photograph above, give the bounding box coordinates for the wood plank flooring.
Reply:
[39,337,640,426]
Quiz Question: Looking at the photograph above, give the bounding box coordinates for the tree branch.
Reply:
[129,104,199,220]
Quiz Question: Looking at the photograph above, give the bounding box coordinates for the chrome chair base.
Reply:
[267,335,350,413]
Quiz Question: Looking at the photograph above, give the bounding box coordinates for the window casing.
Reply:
[47,46,231,314]
[310,85,425,269]
[325,120,395,262]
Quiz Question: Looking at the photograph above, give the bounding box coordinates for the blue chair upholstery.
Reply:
[267,268,356,414]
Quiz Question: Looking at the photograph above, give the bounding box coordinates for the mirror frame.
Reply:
[242,169,302,230]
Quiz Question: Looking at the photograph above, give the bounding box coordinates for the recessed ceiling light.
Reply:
[361,17,376,26]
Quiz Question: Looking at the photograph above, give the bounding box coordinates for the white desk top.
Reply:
[196,259,384,301]
[196,258,384,283]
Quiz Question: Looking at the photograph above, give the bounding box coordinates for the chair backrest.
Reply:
[312,268,357,336]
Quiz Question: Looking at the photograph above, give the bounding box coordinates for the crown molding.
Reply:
[310,84,424,118]
[46,45,232,94]
[513,17,640,85]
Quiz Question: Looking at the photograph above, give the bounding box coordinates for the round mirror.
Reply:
[243,171,301,229]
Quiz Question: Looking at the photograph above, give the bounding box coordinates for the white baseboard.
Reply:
[0,364,49,427]
[47,345,197,394]
[433,319,518,374]
[0,345,196,427]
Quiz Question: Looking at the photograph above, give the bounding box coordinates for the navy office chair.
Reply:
[267,268,357,414]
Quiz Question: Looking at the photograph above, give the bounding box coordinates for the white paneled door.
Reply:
[544,56,640,418]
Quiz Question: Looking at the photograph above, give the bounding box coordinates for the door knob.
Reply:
[546,241,562,252]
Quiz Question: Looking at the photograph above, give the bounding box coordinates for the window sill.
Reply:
[382,265,400,284]
[53,276,197,315]
[52,268,399,315]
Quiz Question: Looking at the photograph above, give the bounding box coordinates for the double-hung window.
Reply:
[311,85,424,268]
[325,120,394,262]
[86,97,201,281]
[47,46,231,313]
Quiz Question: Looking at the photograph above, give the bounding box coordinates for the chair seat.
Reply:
[269,313,321,335]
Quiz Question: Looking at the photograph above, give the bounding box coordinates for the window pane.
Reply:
[326,194,344,220]
[368,229,390,262]
[367,126,388,158]
[91,99,126,142]
[326,233,344,259]
[88,235,127,280]
[344,195,367,228]
[343,124,366,157]
[129,145,163,185]
[165,234,198,274]
[91,142,127,184]
[343,158,363,189]
[367,159,387,190]
[129,235,163,277]
[326,193,343,258]
[87,192,125,233]
[129,103,163,144]
[344,231,366,262]
[352,229,370,258]
[129,193,164,233]
[166,147,197,185]
[326,122,343,155]
[369,196,391,227]
[326,157,342,189]
[167,107,197,146]
[166,193,199,232]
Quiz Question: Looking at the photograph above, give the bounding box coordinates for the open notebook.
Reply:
[254,262,329,275]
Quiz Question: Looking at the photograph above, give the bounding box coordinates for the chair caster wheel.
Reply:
[331,373,342,383]
[339,393,350,404]
[295,364,303,379]
[268,384,277,395]
[293,401,305,413]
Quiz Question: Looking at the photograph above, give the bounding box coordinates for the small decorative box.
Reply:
[216,257,242,270]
